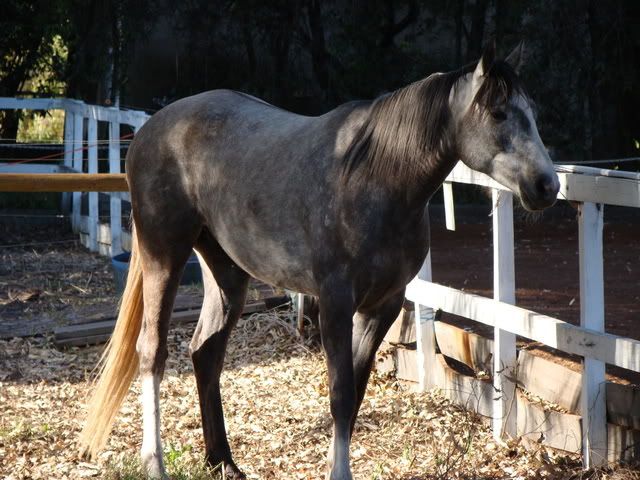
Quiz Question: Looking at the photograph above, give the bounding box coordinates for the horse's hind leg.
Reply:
[136,231,198,479]
[189,232,249,479]
[350,291,405,434]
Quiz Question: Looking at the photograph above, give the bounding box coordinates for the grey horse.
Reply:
[80,43,559,480]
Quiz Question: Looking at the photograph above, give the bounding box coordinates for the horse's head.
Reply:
[451,43,559,211]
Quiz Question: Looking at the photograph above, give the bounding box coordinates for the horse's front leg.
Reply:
[319,284,356,480]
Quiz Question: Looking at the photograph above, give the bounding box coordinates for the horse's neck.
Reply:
[361,79,458,208]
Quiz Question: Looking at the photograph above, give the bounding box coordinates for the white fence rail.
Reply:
[0,97,149,255]
[408,162,639,467]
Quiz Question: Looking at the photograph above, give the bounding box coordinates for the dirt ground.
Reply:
[0,207,639,479]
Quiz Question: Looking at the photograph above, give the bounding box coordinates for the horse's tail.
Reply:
[79,226,144,458]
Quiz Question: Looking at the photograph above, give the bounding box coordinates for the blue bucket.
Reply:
[111,252,202,293]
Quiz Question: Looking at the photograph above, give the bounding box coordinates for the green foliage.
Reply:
[104,446,219,480]
[17,109,64,142]
[0,2,69,96]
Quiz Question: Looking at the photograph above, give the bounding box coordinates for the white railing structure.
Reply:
[407,163,640,468]
[0,97,150,255]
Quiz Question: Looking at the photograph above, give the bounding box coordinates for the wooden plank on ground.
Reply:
[393,345,494,418]
[385,306,416,345]
[0,173,128,192]
[54,295,289,347]
[518,350,582,413]
[608,423,640,464]
[434,321,493,374]
[516,389,582,454]
[607,382,640,430]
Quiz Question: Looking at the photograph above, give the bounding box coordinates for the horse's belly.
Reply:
[209,218,319,295]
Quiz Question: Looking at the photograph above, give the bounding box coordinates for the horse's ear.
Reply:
[473,40,496,82]
[505,41,525,73]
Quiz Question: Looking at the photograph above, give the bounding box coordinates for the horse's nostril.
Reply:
[535,174,555,197]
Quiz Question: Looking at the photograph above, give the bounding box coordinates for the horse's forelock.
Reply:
[472,60,528,112]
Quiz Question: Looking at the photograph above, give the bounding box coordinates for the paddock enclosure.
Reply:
[0,98,639,478]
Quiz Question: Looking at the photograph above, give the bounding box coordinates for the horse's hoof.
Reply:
[141,453,169,479]
[220,462,246,479]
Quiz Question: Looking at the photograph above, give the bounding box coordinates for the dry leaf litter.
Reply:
[2,311,638,479]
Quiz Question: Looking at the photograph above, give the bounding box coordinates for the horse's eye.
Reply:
[491,110,507,122]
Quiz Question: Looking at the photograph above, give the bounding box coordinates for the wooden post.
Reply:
[297,292,305,335]
[492,189,517,439]
[578,202,607,467]
[109,118,122,255]
[414,250,438,391]
[71,114,84,232]
[443,181,456,231]
[87,116,98,252]
[61,110,74,212]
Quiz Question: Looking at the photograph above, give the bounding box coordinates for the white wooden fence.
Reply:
[2,97,639,467]
[406,163,640,468]
[0,97,149,255]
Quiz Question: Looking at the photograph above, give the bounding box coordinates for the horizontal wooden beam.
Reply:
[0,173,128,192]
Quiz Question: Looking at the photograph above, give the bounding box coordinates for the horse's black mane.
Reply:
[343,60,526,184]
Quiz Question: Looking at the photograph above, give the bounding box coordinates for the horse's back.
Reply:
[126,90,364,294]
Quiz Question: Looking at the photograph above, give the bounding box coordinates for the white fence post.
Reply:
[492,189,517,439]
[61,110,74,212]
[109,117,122,255]
[87,116,98,252]
[71,114,84,232]
[578,202,607,467]
[414,250,438,391]
[443,181,456,231]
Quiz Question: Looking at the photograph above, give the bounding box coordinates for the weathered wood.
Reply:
[395,346,420,383]
[516,389,582,453]
[386,345,494,417]
[518,350,582,413]
[607,382,640,430]
[608,423,640,463]
[0,173,128,192]
[579,201,607,467]
[405,280,640,373]
[434,321,493,374]
[385,306,416,345]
